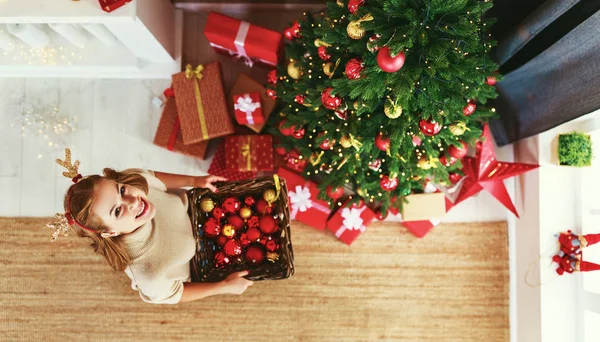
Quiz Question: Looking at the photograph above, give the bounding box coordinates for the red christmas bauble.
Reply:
[419,119,442,136]
[375,133,390,152]
[216,235,228,247]
[245,245,266,265]
[449,172,462,184]
[377,47,405,73]
[486,75,497,86]
[275,146,287,155]
[244,196,256,207]
[265,239,279,252]
[321,87,342,110]
[380,175,398,191]
[223,239,243,257]
[213,251,230,268]
[317,46,331,61]
[267,70,277,84]
[319,134,335,150]
[448,141,468,159]
[279,120,294,136]
[222,197,241,213]
[266,88,277,99]
[259,215,279,234]
[294,94,306,104]
[246,228,262,242]
[345,58,364,80]
[239,233,250,247]
[348,0,366,13]
[367,34,381,52]
[203,218,221,238]
[283,27,294,40]
[163,87,175,98]
[334,108,348,120]
[375,209,388,221]
[247,215,260,228]
[255,199,273,215]
[290,20,301,38]
[412,135,422,146]
[292,127,305,139]
[463,99,476,116]
[368,159,381,171]
[212,207,225,220]
[326,185,344,200]
[439,155,457,166]
[227,215,244,230]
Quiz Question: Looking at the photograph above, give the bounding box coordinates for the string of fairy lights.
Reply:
[0,27,85,66]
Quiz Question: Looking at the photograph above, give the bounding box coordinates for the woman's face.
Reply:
[91,179,156,237]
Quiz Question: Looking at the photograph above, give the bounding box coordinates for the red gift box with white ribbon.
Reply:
[233,92,264,125]
[204,12,282,67]
[326,202,376,246]
[277,168,332,230]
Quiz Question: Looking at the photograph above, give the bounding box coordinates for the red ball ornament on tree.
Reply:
[377,47,405,73]
[463,99,476,116]
[239,233,250,247]
[294,94,306,104]
[375,133,390,152]
[319,135,335,150]
[449,172,463,184]
[246,228,262,242]
[326,185,344,200]
[375,209,388,221]
[223,239,243,257]
[222,197,241,213]
[259,215,279,234]
[345,58,364,80]
[212,207,225,220]
[266,88,277,99]
[247,215,260,228]
[203,218,221,238]
[255,199,273,215]
[380,175,398,191]
[440,155,457,167]
[317,46,331,61]
[292,127,305,139]
[290,20,301,38]
[448,141,468,159]
[279,120,294,136]
[348,0,366,13]
[227,215,244,230]
[216,235,228,247]
[321,87,342,110]
[267,70,277,84]
[419,119,442,136]
[486,76,497,86]
[245,245,266,265]
[213,251,230,268]
[412,135,422,146]
[283,27,294,40]
[244,196,256,207]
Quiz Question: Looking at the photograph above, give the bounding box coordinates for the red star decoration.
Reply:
[454,124,539,218]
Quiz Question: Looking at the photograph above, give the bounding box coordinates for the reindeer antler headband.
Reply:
[47,148,95,241]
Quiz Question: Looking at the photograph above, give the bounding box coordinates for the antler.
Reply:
[56,148,80,179]
[46,213,71,242]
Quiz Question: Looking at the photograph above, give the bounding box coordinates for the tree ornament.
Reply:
[239,206,253,220]
[227,215,244,230]
[418,157,432,170]
[266,88,277,99]
[275,146,287,155]
[326,185,344,200]
[287,61,303,80]
[212,207,225,220]
[283,27,294,40]
[222,224,236,238]
[367,34,381,52]
[222,197,241,213]
[375,208,388,221]
[216,235,228,247]
[320,163,333,174]
[345,58,364,80]
[321,87,342,110]
[375,133,390,152]
[449,173,462,184]
[412,135,422,146]
[239,233,250,247]
[356,187,366,196]
[263,189,278,205]
[419,118,442,136]
[294,94,306,104]
[449,122,468,135]
[245,245,266,265]
[380,174,398,191]
[318,46,331,61]
[246,227,262,242]
[340,135,353,148]
[213,251,230,268]
[265,239,278,252]
[247,215,260,228]
[203,218,221,238]
[244,196,256,207]
[384,98,402,118]
[200,197,215,212]
[223,239,243,257]
[334,107,348,120]
[292,127,305,139]
[439,155,457,166]
[348,0,366,14]
[314,38,332,47]
[463,99,476,116]
[368,159,381,171]
[448,141,468,159]
[346,14,373,39]
[377,47,405,72]
[309,151,324,166]
[290,20,301,38]
[267,70,277,84]
[319,134,335,150]
[259,215,279,234]
[323,62,334,77]
[486,76,497,86]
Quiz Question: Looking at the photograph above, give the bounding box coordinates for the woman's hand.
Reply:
[194,175,227,192]
[223,271,254,295]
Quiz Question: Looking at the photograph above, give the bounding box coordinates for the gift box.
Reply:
[98,0,132,13]
[234,92,264,125]
[225,135,274,172]
[153,96,209,159]
[188,175,294,282]
[277,167,332,230]
[327,202,376,245]
[229,74,276,133]
[401,192,447,221]
[208,141,257,182]
[204,12,283,67]
[171,63,234,144]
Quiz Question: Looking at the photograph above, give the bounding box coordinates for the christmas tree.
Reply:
[269,0,500,215]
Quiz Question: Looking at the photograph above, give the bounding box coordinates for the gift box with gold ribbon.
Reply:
[171,63,234,144]
[225,135,274,172]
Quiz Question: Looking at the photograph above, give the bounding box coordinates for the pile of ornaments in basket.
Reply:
[199,190,282,269]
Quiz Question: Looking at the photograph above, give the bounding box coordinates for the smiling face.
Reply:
[91,179,156,237]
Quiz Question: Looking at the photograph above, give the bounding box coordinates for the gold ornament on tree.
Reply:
[384,98,402,119]
[347,14,374,40]
[310,151,325,166]
[418,157,432,170]
[263,189,278,204]
[287,61,303,79]
[339,135,352,148]
[240,207,253,220]
[449,122,469,136]
[314,39,332,47]
[200,198,215,212]
[323,58,341,78]
[336,0,344,7]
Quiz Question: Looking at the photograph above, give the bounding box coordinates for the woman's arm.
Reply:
[154,172,227,192]
[179,271,253,303]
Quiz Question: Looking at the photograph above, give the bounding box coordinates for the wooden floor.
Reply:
[0,218,509,342]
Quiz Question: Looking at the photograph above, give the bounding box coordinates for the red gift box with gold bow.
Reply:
[203,12,282,67]
[225,135,274,172]
[326,202,376,245]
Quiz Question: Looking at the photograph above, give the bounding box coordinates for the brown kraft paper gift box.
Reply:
[228,73,276,133]
[401,192,447,221]
[171,62,234,144]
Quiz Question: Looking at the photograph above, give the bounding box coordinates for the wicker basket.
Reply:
[187,175,294,282]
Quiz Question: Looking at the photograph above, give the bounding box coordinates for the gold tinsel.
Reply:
[287,61,303,79]
[347,14,374,40]
[314,39,332,47]
[200,198,215,212]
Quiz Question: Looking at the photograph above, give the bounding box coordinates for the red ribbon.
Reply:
[167,117,181,151]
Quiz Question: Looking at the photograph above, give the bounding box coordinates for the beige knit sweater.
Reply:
[120,169,196,304]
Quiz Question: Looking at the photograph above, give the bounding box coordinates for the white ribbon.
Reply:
[289,185,313,217]
[335,206,367,237]
[234,94,261,124]
[209,41,276,67]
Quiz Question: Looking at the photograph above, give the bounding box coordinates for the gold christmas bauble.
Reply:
[200,198,215,212]
[353,101,360,110]
[240,206,253,220]
[340,135,352,148]
[384,99,402,119]
[449,122,467,136]
[287,61,303,80]
[418,157,432,170]
[347,20,367,39]
[356,187,366,196]
[263,189,278,204]
[222,224,236,238]
[323,62,334,77]
[412,175,422,181]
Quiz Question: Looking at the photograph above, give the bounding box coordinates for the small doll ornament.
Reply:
[552,230,600,275]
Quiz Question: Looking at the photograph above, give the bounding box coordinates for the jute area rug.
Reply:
[0,218,508,342]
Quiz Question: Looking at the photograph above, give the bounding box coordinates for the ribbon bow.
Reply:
[235,94,261,122]
[289,185,313,213]
[185,64,204,80]
[341,207,364,230]
[240,136,252,171]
